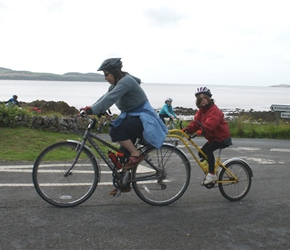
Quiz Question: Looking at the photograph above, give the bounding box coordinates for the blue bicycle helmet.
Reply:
[97,58,122,71]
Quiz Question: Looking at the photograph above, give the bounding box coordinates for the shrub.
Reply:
[228,117,290,139]
[0,104,32,127]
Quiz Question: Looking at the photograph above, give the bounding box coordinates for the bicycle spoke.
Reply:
[132,144,190,206]
[33,142,99,207]
[218,161,252,201]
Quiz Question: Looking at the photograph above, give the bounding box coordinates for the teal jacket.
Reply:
[159,104,177,118]
[111,101,168,148]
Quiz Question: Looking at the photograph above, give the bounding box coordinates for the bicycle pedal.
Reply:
[201,181,215,189]
[113,191,121,197]
[114,189,122,197]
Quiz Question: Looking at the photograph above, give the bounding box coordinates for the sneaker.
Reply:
[109,186,131,195]
[124,154,144,170]
[203,173,218,185]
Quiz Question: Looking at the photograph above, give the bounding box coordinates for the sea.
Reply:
[1,80,290,115]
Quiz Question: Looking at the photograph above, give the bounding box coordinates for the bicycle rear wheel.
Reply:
[32,141,99,207]
[132,144,190,206]
[218,160,252,201]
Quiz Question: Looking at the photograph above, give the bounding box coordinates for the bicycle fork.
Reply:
[63,141,86,177]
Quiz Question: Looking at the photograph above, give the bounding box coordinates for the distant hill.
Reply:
[270,84,290,87]
[0,67,105,82]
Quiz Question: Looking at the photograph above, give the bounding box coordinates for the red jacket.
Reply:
[186,104,231,143]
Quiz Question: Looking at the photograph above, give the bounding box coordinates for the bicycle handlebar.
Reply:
[79,110,87,118]
[80,109,113,118]
[179,120,183,129]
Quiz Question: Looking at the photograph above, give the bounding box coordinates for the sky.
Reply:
[0,0,290,86]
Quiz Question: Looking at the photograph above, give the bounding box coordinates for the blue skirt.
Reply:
[109,116,143,143]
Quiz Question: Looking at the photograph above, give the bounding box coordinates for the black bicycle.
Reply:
[32,111,191,207]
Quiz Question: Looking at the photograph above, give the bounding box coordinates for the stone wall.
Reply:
[15,114,89,133]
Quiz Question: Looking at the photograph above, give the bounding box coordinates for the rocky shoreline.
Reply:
[19,100,286,123]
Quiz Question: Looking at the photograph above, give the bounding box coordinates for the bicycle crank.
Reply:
[201,181,216,189]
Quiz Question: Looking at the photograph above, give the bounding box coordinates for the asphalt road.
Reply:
[1,137,290,250]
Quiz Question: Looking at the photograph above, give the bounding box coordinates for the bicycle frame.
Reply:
[165,118,182,130]
[70,116,166,183]
[167,129,239,184]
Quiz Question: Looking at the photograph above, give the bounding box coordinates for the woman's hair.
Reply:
[110,68,126,83]
[196,94,214,109]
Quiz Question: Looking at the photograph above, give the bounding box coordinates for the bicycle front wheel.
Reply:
[32,141,99,207]
[132,144,190,206]
[218,160,252,201]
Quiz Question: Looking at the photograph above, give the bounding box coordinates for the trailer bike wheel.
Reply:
[218,160,252,201]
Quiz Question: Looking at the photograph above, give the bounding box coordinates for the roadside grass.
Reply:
[181,120,290,139]
[0,127,112,162]
[2,103,288,162]
[228,119,290,139]
[0,119,289,162]
[0,127,83,162]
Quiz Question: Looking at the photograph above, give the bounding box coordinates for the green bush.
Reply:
[0,104,32,127]
[228,118,290,139]
[183,116,290,139]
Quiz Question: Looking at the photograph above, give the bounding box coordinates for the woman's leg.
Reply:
[110,116,144,167]
[118,139,139,157]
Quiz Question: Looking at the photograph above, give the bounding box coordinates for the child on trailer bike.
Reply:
[81,58,168,195]
[182,87,232,185]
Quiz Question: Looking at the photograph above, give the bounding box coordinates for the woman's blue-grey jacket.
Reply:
[110,101,168,148]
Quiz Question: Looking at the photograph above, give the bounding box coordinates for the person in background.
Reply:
[159,97,178,124]
[5,95,20,107]
[182,87,232,185]
[81,58,168,195]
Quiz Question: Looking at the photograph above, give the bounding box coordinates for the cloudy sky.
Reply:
[0,0,289,86]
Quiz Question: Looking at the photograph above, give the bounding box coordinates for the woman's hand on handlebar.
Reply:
[80,106,93,115]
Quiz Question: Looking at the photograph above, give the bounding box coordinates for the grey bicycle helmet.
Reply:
[165,97,173,102]
[97,58,123,71]
[195,87,212,97]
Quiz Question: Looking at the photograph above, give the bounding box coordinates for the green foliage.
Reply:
[228,116,290,139]
[0,104,32,127]
[183,116,290,139]
[228,116,245,137]
[0,103,67,128]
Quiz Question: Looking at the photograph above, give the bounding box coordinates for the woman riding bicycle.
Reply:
[182,87,232,185]
[159,97,178,124]
[82,58,168,193]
